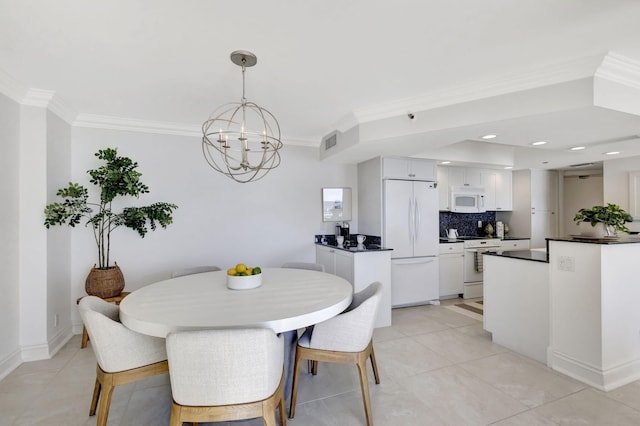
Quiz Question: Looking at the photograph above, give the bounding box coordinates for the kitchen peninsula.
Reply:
[484,236,640,391]
[315,235,392,328]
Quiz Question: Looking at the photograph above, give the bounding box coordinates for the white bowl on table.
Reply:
[227,273,262,290]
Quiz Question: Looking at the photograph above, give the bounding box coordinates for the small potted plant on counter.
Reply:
[573,203,633,237]
[44,147,178,298]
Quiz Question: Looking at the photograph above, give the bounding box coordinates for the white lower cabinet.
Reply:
[500,239,531,251]
[439,243,464,298]
[316,245,391,327]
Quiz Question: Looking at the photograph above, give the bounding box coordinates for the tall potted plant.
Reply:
[573,203,633,237]
[44,148,178,297]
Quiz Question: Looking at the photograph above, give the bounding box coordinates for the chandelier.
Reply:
[202,50,283,183]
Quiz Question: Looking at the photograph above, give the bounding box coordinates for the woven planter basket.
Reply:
[85,263,125,298]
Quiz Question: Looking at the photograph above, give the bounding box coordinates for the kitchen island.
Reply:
[483,249,549,363]
[483,236,640,391]
[547,236,640,391]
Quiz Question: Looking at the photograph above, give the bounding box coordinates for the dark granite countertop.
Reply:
[439,238,465,244]
[315,242,394,253]
[485,249,549,263]
[547,236,640,245]
[314,234,393,252]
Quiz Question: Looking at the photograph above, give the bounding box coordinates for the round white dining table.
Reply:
[119,268,353,337]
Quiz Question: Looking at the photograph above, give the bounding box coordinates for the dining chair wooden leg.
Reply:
[168,402,182,426]
[278,391,286,425]
[369,344,380,384]
[96,378,115,426]
[89,378,101,416]
[356,354,374,426]
[289,348,303,418]
[264,406,277,426]
[81,326,89,348]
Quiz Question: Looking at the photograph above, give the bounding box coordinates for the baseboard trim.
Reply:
[549,348,640,391]
[0,348,22,382]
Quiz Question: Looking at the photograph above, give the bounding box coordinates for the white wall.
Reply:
[68,127,358,332]
[603,155,640,233]
[18,104,49,361]
[46,111,71,349]
[0,93,21,378]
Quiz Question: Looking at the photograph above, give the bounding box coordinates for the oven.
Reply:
[462,238,501,299]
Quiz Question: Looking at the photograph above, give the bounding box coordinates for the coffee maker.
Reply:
[335,222,350,239]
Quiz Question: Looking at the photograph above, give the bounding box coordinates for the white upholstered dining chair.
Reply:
[171,265,221,278]
[166,328,286,426]
[281,262,325,272]
[78,296,168,426]
[289,281,382,426]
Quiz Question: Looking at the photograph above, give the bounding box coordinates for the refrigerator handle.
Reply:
[408,197,414,242]
[414,197,420,244]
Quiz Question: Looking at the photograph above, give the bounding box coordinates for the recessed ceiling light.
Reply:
[441,161,451,164]
[605,151,621,155]
[481,134,497,140]
[504,166,513,169]
[531,141,547,146]
[570,146,585,151]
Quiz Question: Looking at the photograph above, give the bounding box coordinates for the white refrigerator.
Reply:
[383,180,439,307]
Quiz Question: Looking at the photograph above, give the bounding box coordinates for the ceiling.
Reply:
[2,0,640,170]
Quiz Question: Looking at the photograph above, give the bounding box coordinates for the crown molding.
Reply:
[352,53,605,124]
[22,89,77,124]
[73,113,317,146]
[73,114,202,136]
[47,95,77,124]
[595,51,640,90]
[22,88,55,107]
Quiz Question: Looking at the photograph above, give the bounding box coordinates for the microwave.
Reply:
[450,186,486,213]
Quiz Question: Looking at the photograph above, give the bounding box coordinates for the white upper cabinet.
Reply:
[437,166,451,210]
[438,166,511,211]
[481,169,513,211]
[382,157,436,181]
[448,167,482,187]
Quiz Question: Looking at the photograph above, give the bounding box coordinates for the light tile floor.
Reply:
[3,301,640,425]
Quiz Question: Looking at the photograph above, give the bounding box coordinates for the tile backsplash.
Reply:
[439,211,497,237]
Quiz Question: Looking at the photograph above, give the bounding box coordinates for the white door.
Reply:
[334,250,354,284]
[413,182,439,257]
[531,210,556,249]
[384,180,414,258]
[315,246,335,275]
[439,253,464,297]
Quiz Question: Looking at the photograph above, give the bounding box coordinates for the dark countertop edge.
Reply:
[484,250,549,263]
[547,236,640,245]
[315,242,394,253]
[439,237,531,243]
